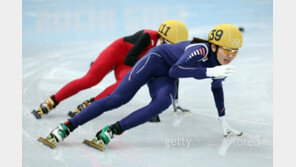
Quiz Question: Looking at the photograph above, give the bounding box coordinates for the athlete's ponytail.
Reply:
[190,37,209,44]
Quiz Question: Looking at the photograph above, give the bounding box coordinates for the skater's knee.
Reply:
[146,97,171,119]
[160,96,172,109]
[106,93,131,107]
[151,95,172,111]
[79,74,101,87]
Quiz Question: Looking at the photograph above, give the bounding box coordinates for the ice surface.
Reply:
[22,0,273,166]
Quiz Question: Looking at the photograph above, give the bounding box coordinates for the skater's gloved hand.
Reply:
[218,116,243,137]
[206,65,236,79]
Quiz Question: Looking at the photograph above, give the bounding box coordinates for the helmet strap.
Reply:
[163,39,168,44]
[212,44,221,65]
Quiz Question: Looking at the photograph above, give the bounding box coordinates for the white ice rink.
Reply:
[22,0,273,166]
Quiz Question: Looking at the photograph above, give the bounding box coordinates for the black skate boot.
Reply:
[68,98,95,117]
[149,115,161,122]
[32,95,59,119]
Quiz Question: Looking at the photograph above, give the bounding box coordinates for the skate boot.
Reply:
[149,115,161,122]
[32,96,59,119]
[173,99,191,113]
[84,123,122,151]
[68,98,95,117]
[38,123,71,148]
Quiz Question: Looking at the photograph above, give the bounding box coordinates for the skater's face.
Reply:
[211,44,239,65]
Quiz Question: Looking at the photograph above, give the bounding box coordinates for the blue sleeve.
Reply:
[169,44,209,79]
[211,79,226,117]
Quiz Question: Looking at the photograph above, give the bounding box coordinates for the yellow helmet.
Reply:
[208,24,243,49]
[158,20,188,44]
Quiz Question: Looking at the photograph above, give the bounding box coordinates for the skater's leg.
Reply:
[69,75,141,128]
[34,46,119,119]
[35,41,125,119]
[69,53,169,128]
[172,79,191,113]
[149,79,178,122]
[68,64,132,117]
[175,79,179,99]
[86,76,176,148]
[118,76,177,131]
[43,53,169,145]
[70,54,165,118]
[94,64,132,100]
[54,43,121,103]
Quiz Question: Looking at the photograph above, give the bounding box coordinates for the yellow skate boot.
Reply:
[32,95,59,119]
[67,98,94,117]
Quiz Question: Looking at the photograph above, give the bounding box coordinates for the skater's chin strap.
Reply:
[212,44,221,65]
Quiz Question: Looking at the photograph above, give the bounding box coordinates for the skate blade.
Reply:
[178,107,191,113]
[38,137,56,149]
[174,107,191,113]
[236,132,243,136]
[31,110,41,119]
[183,110,192,114]
[83,139,105,151]
[223,131,231,137]
[224,132,243,137]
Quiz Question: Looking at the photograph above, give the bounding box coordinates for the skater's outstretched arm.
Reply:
[211,79,225,117]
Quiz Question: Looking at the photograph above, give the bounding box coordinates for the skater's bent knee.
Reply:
[80,75,101,86]
[152,96,172,111]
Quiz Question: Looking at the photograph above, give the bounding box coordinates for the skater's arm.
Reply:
[212,79,243,137]
[169,44,209,79]
[124,31,151,66]
[211,79,226,117]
